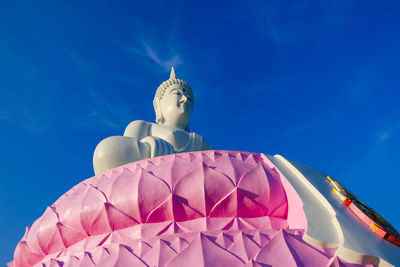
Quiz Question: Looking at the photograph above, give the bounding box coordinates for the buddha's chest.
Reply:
[151,125,192,152]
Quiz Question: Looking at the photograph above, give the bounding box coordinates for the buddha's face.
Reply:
[159,84,193,129]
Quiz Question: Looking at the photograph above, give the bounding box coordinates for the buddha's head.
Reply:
[153,67,194,131]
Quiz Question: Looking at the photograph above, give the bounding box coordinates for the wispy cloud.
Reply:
[119,41,183,71]
[0,107,11,121]
[342,120,400,179]
[378,122,400,142]
[89,111,119,129]
[0,105,43,132]
[144,45,182,70]
[247,1,353,44]
[65,49,134,130]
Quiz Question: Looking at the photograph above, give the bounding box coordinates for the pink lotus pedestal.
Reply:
[9,151,373,266]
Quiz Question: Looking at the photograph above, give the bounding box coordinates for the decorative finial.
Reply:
[170,66,176,79]
[155,66,192,102]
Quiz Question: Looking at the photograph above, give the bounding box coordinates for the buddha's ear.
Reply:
[153,97,164,124]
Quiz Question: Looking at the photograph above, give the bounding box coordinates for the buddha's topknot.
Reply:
[154,67,193,102]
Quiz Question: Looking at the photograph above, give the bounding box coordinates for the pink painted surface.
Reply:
[9,151,375,266]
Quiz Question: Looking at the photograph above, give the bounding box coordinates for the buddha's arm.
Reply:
[124,120,175,157]
[123,120,150,139]
[93,120,152,175]
[93,121,175,175]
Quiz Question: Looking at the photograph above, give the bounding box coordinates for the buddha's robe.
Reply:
[93,120,212,175]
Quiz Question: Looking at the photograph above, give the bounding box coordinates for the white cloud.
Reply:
[117,41,183,71]
[378,122,400,142]
[65,49,133,130]
[379,132,391,142]
[144,45,182,70]
[89,111,119,129]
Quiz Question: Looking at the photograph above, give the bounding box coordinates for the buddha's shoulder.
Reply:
[126,120,153,127]
[124,120,154,137]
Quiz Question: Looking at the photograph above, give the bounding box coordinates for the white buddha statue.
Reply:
[93,67,213,175]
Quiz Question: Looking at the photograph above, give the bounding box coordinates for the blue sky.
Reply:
[1,0,399,263]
